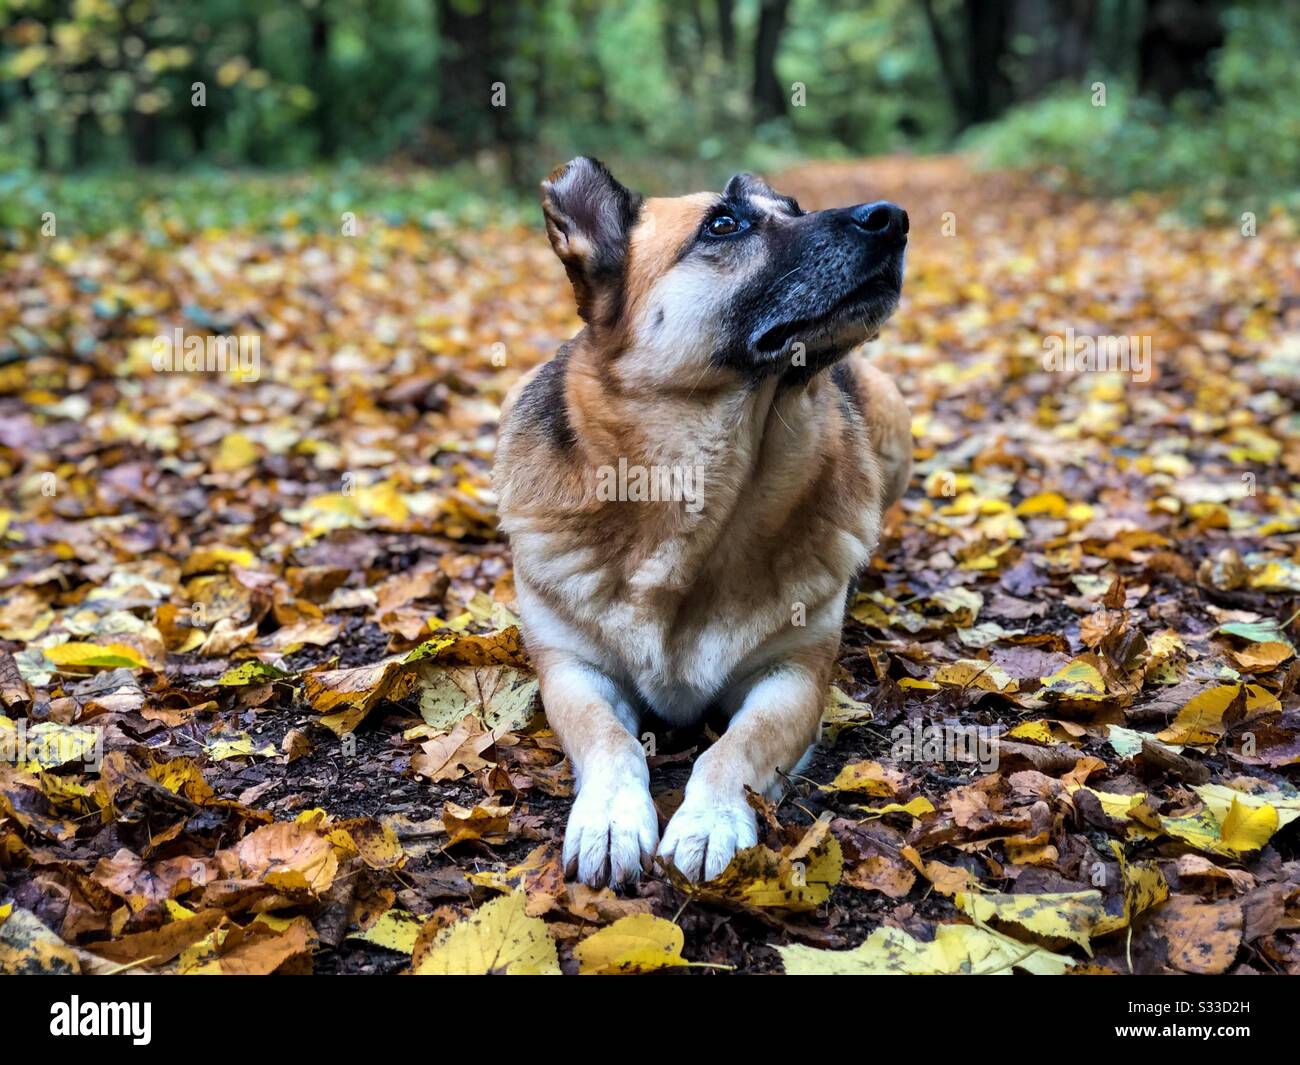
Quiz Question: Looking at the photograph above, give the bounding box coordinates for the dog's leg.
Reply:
[537,655,659,887]
[659,660,827,881]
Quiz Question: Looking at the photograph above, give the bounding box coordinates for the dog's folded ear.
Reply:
[541,157,642,324]
[723,172,800,214]
[722,172,777,201]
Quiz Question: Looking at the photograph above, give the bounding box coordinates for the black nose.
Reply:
[850,201,908,244]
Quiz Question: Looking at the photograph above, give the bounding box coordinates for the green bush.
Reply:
[963,4,1300,216]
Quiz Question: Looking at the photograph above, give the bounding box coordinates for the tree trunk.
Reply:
[20,77,48,170]
[435,0,494,160]
[715,0,736,62]
[1138,0,1225,104]
[310,6,335,159]
[919,0,970,127]
[752,0,791,121]
[128,112,160,166]
[962,0,1013,125]
[920,0,1018,130]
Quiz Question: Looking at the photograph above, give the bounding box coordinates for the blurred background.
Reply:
[1,0,1298,231]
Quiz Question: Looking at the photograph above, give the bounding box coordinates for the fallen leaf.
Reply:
[574,914,689,975]
[410,892,559,975]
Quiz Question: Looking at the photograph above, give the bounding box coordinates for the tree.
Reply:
[1138,0,1225,104]
[753,0,792,121]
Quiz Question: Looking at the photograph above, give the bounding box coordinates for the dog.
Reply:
[494,157,912,887]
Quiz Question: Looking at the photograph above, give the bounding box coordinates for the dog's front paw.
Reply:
[658,793,758,882]
[563,774,659,888]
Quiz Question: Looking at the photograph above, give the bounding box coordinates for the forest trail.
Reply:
[1,156,1298,975]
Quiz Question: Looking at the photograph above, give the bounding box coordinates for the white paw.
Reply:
[563,773,659,888]
[658,792,758,882]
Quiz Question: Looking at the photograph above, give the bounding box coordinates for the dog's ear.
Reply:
[722,172,776,200]
[723,172,800,214]
[541,157,642,324]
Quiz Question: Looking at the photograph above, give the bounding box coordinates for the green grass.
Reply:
[0,162,534,240]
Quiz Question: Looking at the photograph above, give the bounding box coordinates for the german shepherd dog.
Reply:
[495,157,911,887]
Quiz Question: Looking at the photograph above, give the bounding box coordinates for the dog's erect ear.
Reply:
[541,157,642,324]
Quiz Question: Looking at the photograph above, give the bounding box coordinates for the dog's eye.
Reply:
[706,214,745,237]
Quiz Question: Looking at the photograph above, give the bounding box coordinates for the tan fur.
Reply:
[495,185,911,885]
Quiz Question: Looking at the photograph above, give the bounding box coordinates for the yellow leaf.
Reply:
[933,659,1018,694]
[1219,798,1279,853]
[1160,788,1289,857]
[1015,491,1069,518]
[821,685,873,737]
[328,818,406,870]
[1156,685,1242,745]
[668,834,842,911]
[216,660,292,686]
[1006,720,1057,744]
[0,907,82,975]
[205,733,277,761]
[1069,786,1150,823]
[212,432,259,473]
[442,801,511,846]
[303,656,414,736]
[955,890,1105,952]
[411,892,559,975]
[182,544,256,575]
[350,909,424,955]
[1249,560,1300,592]
[17,722,100,769]
[778,923,1074,975]
[44,642,147,671]
[855,797,936,819]
[404,626,530,668]
[1092,844,1169,936]
[1193,782,1300,828]
[574,915,688,975]
[821,760,903,797]
[900,845,976,895]
[1040,657,1107,699]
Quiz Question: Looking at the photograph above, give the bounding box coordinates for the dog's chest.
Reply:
[543,505,874,723]
[506,376,883,724]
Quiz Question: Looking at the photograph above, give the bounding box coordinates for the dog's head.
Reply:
[541,156,907,386]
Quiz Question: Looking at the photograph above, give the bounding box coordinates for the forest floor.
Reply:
[1,156,1299,975]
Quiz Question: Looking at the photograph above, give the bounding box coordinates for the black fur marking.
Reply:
[830,361,864,421]
[515,343,576,451]
[707,201,904,387]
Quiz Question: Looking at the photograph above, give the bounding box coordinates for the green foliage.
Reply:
[0,0,1296,223]
[0,0,948,177]
[965,4,1300,215]
[0,163,529,238]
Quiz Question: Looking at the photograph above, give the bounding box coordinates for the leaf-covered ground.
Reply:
[2,157,1299,975]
